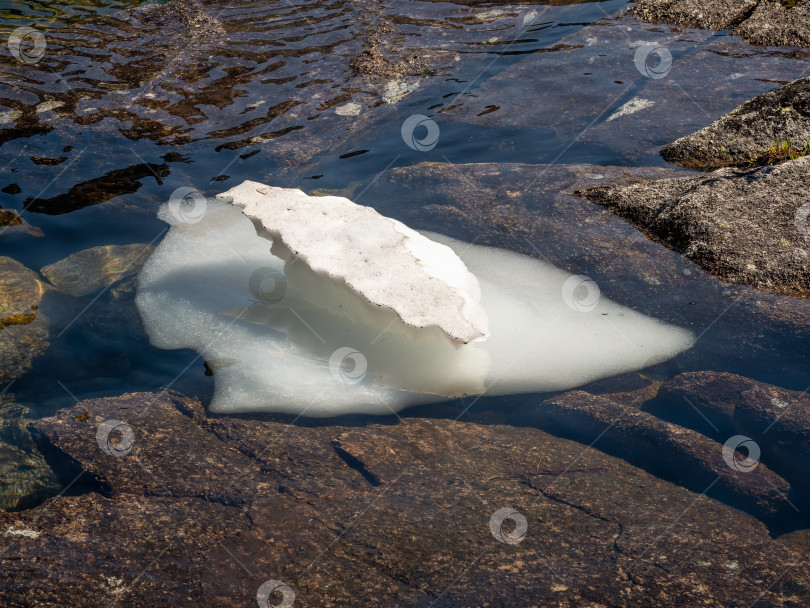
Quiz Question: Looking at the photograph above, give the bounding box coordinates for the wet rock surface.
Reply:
[647,371,810,499]
[440,13,808,166]
[630,0,810,48]
[577,156,810,298]
[0,391,807,606]
[533,390,795,525]
[662,76,810,170]
[40,243,153,298]
[0,257,51,386]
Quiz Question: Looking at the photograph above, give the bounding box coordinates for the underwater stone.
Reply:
[0,257,51,385]
[0,395,59,511]
[40,244,153,298]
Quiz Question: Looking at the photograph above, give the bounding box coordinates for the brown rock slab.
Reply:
[662,76,810,170]
[3,391,810,605]
[0,256,51,385]
[533,390,794,524]
[40,244,153,298]
[578,156,810,297]
[648,371,810,494]
[32,391,268,504]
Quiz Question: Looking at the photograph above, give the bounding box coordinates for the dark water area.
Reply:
[2,0,810,592]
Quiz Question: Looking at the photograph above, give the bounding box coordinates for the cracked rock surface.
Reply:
[630,0,810,48]
[662,77,810,170]
[577,156,810,298]
[2,391,809,606]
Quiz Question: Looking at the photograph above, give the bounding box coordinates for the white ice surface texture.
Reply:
[136,197,693,417]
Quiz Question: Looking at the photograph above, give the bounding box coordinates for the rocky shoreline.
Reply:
[630,0,810,48]
[0,385,807,606]
[1,1,810,606]
[576,76,809,298]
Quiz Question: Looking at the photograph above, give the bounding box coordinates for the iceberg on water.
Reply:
[135,181,693,417]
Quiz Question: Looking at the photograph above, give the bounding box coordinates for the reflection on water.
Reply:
[0,0,165,31]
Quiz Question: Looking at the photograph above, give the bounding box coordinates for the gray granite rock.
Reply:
[630,0,810,48]
[662,76,810,170]
[630,0,758,31]
[577,156,810,297]
[736,0,810,47]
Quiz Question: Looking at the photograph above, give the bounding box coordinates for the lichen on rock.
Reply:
[0,257,51,385]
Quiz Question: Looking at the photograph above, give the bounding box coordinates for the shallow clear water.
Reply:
[0,0,809,506]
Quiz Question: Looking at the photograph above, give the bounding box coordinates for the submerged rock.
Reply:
[4,391,808,606]
[0,257,51,385]
[0,396,59,511]
[577,156,810,297]
[440,13,808,166]
[647,371,810,496]
[0,209,42,237]
[533,390,794,524]
[662,76,810,170]
[40,243,153,298]
[630,0,810,48]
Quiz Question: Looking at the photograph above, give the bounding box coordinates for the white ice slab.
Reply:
[136,194,694,417]
[216,181,489,345]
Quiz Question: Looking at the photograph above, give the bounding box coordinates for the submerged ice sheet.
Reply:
[136,191,694,417]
